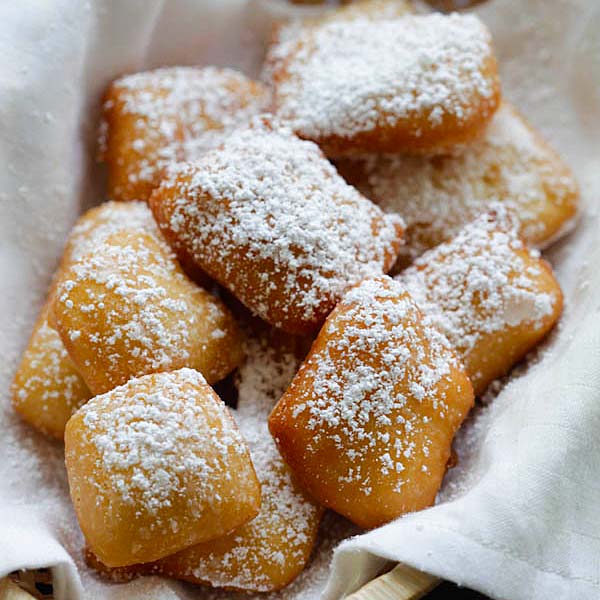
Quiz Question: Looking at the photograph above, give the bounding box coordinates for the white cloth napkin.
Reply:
[1,1,599,599]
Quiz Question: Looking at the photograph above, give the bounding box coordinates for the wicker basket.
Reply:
[2,565,438,600]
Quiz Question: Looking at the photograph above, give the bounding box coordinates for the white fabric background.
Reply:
[1,1,599,599]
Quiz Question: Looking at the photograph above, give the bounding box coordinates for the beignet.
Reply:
[269,276,474,528]
[397,210,563,395]
[271,13,500,156]
[99,67,268,202]
[149,119,403,334]
[338,102,579,264]
[65,369,260,567]
[52,225,242,394]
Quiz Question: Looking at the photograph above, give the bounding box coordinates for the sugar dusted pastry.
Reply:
[84,333,321,591]
[339,102,579,263]
[65,368,261,567]
[269,276,474,528]
[52,225,243,394]
[397,211,563,396]
[12,304,90,440]
[149,119,403,334]
[270,13,500,156]
[11,202,153,439]
[99,67,268,202]
[263,0,413,89]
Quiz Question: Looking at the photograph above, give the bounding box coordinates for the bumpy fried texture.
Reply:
[11,202,155,439]
[269,276,474,529]
[85,333,322,592]
[270,13,500,156]
[99,67,268,202]
[52,226,243,395]
[12,304,90,440]
[65,369,261,567]
[149,119,403,335]
[397,211,563,396]
[338,102,579,264]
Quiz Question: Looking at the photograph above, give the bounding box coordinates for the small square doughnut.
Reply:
[338,102,580,264]
[269,276,474,528]
[99,67,269,202]
[65,368,261,567]
[397,210,563,396]
[52,224,243,394]
[149,119,403,334]
[83,333,321,591]
[12,304,90,440]
[11,202,154,439]
[270,12,500,156]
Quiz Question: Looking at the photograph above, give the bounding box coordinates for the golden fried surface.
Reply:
[52,225,243,394]
[269,276,474,528]
[398,211,563,396]
[150,119,403,334]
[12,304,90,440]
[271,13,500,156]
[99,67,268,202]
[65,369,261,567]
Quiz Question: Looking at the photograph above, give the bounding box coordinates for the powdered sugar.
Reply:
[285,276,458,491]
[341,102,579,261]
[397,211,560,360]
[73,369,249,516]
[154,119,403,331]
[273,13,496,140]
[65,201,159,263]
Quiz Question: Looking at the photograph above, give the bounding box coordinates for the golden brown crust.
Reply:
[65,369,261,567]
[269,276,474,528]
[52,227,243,395]
[99,67,269,202]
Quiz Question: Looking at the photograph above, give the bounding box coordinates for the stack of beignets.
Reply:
[11,0,578,593]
